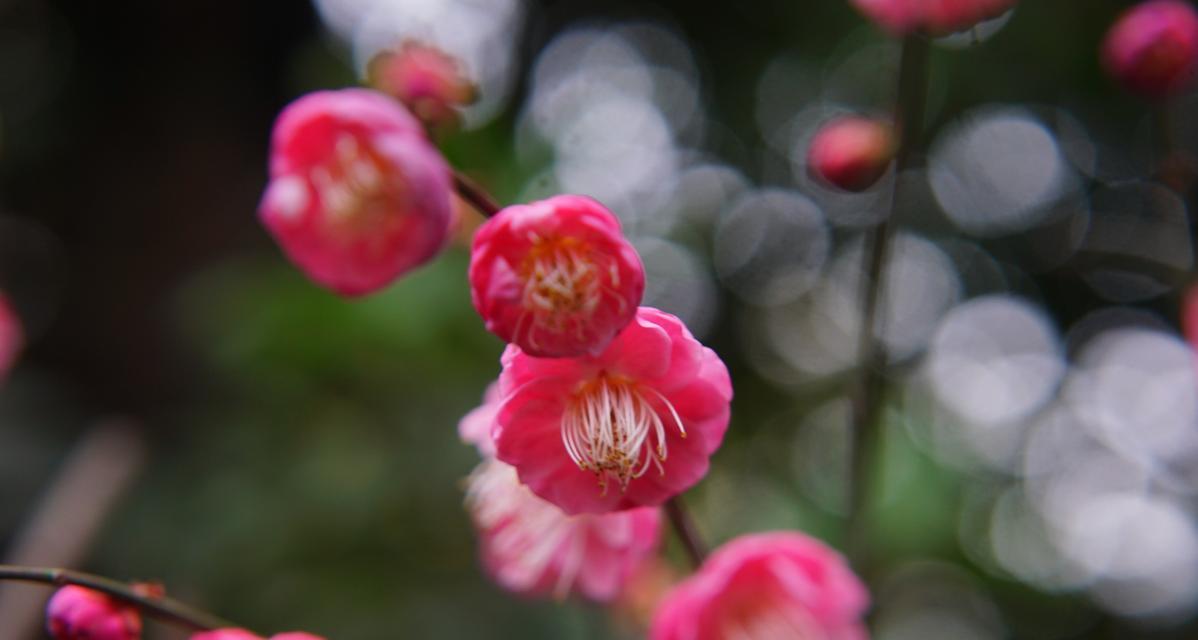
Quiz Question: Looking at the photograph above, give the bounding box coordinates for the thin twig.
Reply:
[0,565,236,632]
[453,170,502,218]
[665,497,707,569]
[846,33,930,570]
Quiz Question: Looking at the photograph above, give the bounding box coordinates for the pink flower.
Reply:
[259,88,454,296]
[807,116,895,192]
[191,631,262,640]
[0,293,22,382]
[494,306,732,514]
[460,381,502,457]
[368,40,476,129]
[850,0,1017,35]
[465,458,663,601]
[45,586,141,640]
[469,195,645,358]
[650,532,870,640]
[1102,0,1198,99]
[191,630,325,640]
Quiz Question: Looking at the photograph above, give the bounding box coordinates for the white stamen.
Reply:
[561,378,685,492]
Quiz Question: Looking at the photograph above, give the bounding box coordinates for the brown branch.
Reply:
[0,565,237,632]
[453,170,502,218]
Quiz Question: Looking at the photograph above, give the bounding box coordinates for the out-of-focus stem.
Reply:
[1155,102,1197,195]
[845,33,930,569]
[665,497,707,569]
[453,170,502,218]
[0,565,235,631]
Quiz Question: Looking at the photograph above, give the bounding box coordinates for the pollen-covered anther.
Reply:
[561,376,685,492]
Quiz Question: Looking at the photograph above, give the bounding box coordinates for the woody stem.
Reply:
[665,496,708,569]
[845,33,930,570]
[453,170,502,218]
[0,565,236,632]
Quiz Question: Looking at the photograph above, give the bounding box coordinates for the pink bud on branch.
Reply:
[367,40,477,130]
[807,116,896,192]
[1102,0,1198,99]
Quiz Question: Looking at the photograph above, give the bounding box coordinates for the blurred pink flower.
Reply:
[465,458,662,601]
[494,307,732,514]
[469,195,645,358]
[368,41,476,129]
[459,381,502,457]
[191,630,325,640]
[46,586,141,640]
[1102,0,1198,99]
[0,293,22,382]
[191,631,261,640]
[851,0,1017,35]
[259,88,453,296]
[650,532,870,640]
[807,116,895,192]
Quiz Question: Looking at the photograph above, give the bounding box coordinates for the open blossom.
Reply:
[191,630,325,640]
[494,307,732,514]
[469,195,645,358]
[466,458,663,601]
[459,381,502,457]
[1102,0,1198,99]
[259,88,453,296]
[807,116,895,192]
[650,532,870,640]
[46,586,141,640]
[368,40,476,129]
[0,293,21,382]
[851,0,1017,35]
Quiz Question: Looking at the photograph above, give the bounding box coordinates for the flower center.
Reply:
[561,376,685,493]
[721,602,821,640]
[309,133,403,228]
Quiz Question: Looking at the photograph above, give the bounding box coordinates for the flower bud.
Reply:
[807,115,895,192]
[1102,0,1198,99]
[259,89,454,296]
[46,586,141,640]
[367,41,477,129]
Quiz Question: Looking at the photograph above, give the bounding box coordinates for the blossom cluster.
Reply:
[50,0,1198,636]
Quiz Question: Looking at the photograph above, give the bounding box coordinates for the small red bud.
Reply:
[46,586,141,640]
[1102,0,1198,99]
[807,116,896,192]
[367,40,477,129]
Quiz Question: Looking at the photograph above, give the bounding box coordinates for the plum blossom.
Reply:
[259,89,453,296]
[465,458,663,601]
[650,532,870,640]
[1102,0,1198,99]
[494,307,732,514]
[850,0,1017,35]
[469,195,645,358]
